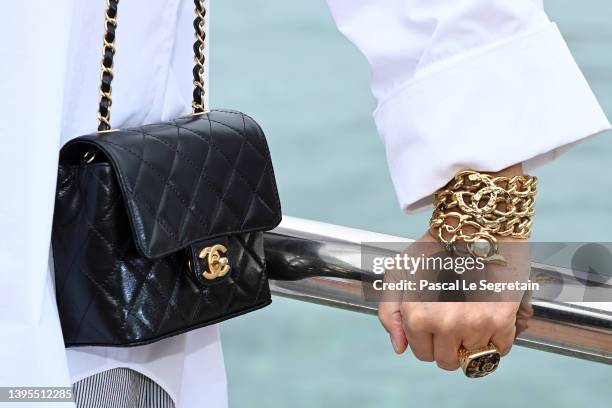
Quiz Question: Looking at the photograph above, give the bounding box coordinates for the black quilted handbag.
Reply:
[52,0,281,347]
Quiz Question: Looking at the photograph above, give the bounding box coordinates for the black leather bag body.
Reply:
[51,1,281,347]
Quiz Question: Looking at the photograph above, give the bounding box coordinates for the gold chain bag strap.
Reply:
[97,0,207,132]
[51,0,282,347]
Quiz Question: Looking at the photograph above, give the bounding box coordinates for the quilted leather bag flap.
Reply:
[59,110,282,260]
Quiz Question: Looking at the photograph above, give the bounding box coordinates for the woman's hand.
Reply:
[378,230,532,371]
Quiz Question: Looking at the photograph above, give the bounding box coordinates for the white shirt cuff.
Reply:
[374,23,611,212]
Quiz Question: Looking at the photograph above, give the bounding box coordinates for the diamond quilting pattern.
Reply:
[62,110,281,260]
[52,110,280,346]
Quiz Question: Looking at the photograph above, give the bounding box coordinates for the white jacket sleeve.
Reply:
[326,0,610,212]
[0,0,74,395]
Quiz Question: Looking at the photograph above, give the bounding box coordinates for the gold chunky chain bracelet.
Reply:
[429,170,537,263]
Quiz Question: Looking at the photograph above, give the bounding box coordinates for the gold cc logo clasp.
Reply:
[199,244,230,280]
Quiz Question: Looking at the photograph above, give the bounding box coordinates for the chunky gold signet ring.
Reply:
[458,342,501,378]
[199,244,230,280]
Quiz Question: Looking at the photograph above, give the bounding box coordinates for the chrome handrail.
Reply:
[265,216,612,365]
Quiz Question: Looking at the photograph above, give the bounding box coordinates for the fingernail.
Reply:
[390,335,400,353]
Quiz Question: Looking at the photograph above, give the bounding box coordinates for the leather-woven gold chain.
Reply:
[192,0,207,114]
[96,0,208,131]
[430,170,537,262]
[97,0,119,131]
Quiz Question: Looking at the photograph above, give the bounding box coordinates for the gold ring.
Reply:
[458,342,501,378]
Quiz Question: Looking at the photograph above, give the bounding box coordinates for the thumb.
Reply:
[378,301,408,354]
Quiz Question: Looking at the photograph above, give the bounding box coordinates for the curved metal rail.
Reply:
[265,216,612,365]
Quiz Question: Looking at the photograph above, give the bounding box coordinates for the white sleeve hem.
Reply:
[373,23,611,213]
